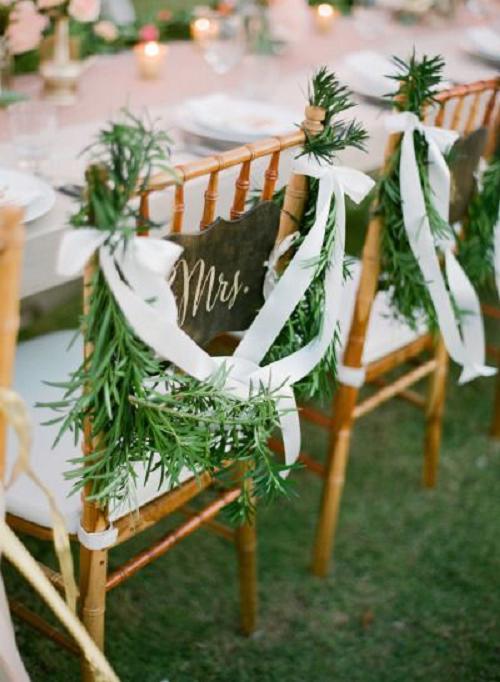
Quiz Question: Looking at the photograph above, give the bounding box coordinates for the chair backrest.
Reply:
[0,207,24,481]
[137,129,307,345]
[343,76,500,374]
[80,127,309,527]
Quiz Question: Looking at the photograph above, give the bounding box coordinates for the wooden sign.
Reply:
[449,127,487,224]
[166,201,281,346]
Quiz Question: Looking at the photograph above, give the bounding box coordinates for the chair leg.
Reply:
[79,545,109,681]
[423,336,449,488]
[490,364,500,439]
[312,384,358,578]
[235,517,257,636]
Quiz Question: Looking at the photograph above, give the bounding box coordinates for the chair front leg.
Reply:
[312,383,359,578]
[423,335,449,487]
[235,516,257,636]
[79,544,109,681]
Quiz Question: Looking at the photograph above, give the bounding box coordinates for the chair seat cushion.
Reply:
[338,261,427,366]
[231,260,427,366]
[6,330,193,534]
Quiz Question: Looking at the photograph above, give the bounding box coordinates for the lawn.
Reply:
[5,304,500,680]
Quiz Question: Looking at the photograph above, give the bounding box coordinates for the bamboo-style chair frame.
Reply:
[0,207,24,482]
[301,77,500,577]
[6,125,314,679]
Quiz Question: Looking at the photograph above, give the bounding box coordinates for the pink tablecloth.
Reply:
[0,5,496,138]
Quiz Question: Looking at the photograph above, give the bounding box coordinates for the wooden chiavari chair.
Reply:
[302,77,500,577]
[4,125,312,678]
[0,207,24,482]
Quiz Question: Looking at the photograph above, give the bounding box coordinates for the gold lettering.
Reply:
[170,257,249,324]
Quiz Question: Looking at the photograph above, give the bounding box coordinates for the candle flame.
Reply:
[144,41,160,57]
[317,3,334,17]
[194,17,211,33]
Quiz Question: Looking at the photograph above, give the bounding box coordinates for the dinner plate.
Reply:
[177,95,298,146]
[0,168,56,223]
[465,27,500,66]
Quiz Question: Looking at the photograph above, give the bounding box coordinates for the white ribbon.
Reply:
[58,159,374,482]
[386,112,495,384]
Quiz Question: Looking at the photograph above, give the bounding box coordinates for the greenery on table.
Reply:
[377,53,453,331]
[264,68,368,400]
[46,112,294,523]
[457,149,500,291]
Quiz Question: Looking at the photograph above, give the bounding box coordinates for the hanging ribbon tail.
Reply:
[444,250,496,383]
[387,111,490,384]
[275,386,300,477]
[57,228,108,277]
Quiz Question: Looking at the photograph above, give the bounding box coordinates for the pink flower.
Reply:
[68,0,100,22]
[139,23,159,43]
[37,0,65,8]
[7,1,47,54]
[93,19,118,42]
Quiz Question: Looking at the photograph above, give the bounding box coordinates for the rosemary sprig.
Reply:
[377,53,451,330]
[265,68,368,399]
[457,149,500,289]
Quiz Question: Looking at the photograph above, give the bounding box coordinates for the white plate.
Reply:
[177,95,298,145]
[465,27,500,65]
[0,168,56,223]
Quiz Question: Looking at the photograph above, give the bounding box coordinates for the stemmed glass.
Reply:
[201,13,245,76]
[7,101,57,175]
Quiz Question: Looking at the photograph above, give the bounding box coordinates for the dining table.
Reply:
[0,3,498,300]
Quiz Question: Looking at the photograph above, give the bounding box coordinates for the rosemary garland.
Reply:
[47,113,289,523]
[264,68,368,399]
[457,148,500,290]
[377,53,454,331]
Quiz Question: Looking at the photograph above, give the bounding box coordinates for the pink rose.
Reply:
[93,19,118,42]
[68,0,100,22]
[7,1,47,54]
[139,24,159,42]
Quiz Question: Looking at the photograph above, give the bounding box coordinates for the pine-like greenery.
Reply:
[45,112,292,522]
[457,149,500,290]
[378,53,453,330]
[264,67,368,399]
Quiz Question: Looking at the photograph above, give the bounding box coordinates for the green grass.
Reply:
[6,202,500,680]
[5,314,500,680]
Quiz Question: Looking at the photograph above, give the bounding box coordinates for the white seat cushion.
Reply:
[338,260,427,366]
[6,330,193,534]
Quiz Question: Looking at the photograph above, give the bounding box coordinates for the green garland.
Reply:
[263,68,368,399]
[45,113,291,523]
[377,53,454,331]
[46,69,367,519]
[457,148,500,290]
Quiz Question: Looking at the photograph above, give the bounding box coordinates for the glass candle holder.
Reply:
[134,41,168,80]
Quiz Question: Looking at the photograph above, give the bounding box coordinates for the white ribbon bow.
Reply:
[58,159,374,480]
[385,111,495,384]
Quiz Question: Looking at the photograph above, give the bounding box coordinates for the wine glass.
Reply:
[7,101,57,175]
[201,13,245,76]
